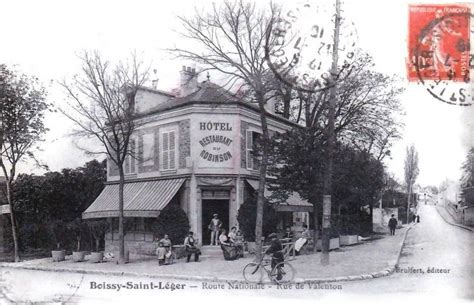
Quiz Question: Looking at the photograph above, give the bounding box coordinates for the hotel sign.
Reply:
[198,121,234,163]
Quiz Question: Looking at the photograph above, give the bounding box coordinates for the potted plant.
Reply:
[88,219,109,263]
[69,219,88,262]
[50,220,67,262]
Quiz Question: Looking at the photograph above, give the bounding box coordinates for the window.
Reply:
[246,130,261,170]
[124,139,136,174]
[160,129,177,171]
[142,133,155,167]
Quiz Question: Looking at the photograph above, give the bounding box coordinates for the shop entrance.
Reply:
[202,199,229,245]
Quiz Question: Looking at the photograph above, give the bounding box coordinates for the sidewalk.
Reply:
[0,227,410,284]
[436,205,474,232]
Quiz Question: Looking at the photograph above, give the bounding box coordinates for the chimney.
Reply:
[179,65,198,96]
[151,69,158,89]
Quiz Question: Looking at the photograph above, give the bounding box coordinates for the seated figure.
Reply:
[184,231,201,263]
[156,234,173,266]
[219,229,239,261]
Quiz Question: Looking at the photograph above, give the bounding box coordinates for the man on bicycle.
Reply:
[265,233,284,280]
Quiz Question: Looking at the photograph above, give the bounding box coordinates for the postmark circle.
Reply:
[266,0,358,93]
[414,11,473,106]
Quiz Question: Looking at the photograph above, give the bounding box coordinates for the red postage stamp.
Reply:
[407,4,471,82]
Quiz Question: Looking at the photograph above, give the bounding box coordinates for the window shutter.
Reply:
[130,140,136,173]
[162,132,169,170]
[169,131,176,169]
[246,130,253,169]
[124,156,130,174]
[161,131,176,170]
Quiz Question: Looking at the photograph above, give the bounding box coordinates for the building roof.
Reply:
[176,81,239,103]
[135,81,301,128]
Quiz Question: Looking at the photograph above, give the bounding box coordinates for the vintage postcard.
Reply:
[0,0,472,304]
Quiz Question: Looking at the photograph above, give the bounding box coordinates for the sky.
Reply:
[0,0,472,188]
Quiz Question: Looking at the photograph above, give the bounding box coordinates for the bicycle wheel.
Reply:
[270,262,295,284]
[243,262,264,283]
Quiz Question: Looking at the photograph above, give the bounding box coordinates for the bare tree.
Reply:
[172,0,279,259]
[268,52,404,252]
[0,65,50,262]
[60,51,148,264]
[287,53,404,161]
[404,144,419,224]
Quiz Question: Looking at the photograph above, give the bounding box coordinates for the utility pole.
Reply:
[321,0,341,266]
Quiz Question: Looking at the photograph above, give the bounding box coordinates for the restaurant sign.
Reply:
[198,121,234,163]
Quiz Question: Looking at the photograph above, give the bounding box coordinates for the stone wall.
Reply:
[105,231,156,255]
[240,121,248,168]
[179,119,191,168]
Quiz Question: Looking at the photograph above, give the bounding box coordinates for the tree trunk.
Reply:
[312,202,319,253]
[255,92,270,261]
[406,183,412,224]
[118,166,126,264]
[5,179,20,262]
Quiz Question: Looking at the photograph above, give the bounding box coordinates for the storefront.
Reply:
[83,66,312,252]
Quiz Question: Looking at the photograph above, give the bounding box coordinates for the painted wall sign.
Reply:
[198,121,234,163]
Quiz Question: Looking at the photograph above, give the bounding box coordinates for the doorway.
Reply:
[202,199,229,245]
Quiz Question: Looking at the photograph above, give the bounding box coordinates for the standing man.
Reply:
[388,214,398,236]
[208,213,222,246]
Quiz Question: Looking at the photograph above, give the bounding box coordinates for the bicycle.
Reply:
[242,255,295,284]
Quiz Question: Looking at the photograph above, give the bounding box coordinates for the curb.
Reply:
[436,206,474,233]
[0,227,414,285]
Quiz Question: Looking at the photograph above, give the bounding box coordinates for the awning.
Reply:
[246,179,313,212]
[82,178,185,219]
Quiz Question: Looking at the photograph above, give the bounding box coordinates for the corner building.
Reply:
[83,67,312,253]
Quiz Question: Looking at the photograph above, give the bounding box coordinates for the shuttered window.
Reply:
[124,139,136,174]
[246,130,261,170]
[161,130,176,171]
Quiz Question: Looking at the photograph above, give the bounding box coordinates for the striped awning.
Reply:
[246,179,313,212]
[82,178,185,219]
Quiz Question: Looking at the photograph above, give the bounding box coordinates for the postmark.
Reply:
[408,4,473,106]
[266,0,358,93]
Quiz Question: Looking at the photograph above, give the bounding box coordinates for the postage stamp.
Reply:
[407,4,473,106]
[408,4,470,82]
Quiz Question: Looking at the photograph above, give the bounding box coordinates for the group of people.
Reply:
[209,214,245,260]
[155,231,202,265]
[156,212,313,265]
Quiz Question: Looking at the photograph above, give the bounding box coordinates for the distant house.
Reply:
[83,66,312,253]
